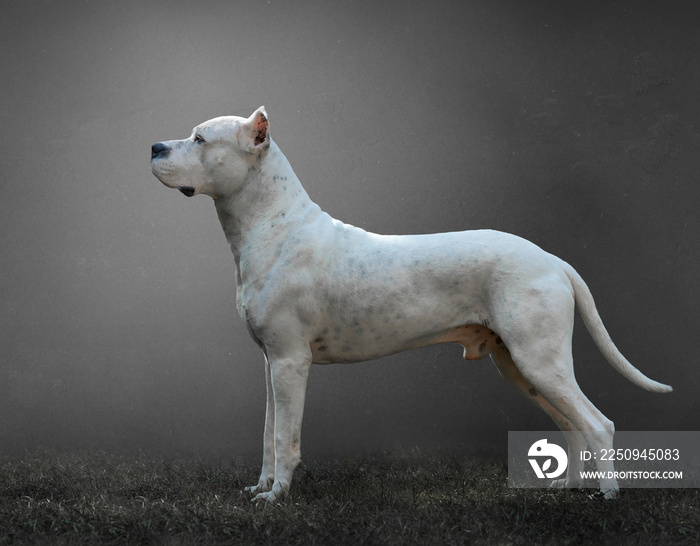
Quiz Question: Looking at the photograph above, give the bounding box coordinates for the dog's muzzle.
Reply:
[151,142,171,160]
[151,142,195,197]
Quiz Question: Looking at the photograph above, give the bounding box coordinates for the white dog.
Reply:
[150,107,672,502]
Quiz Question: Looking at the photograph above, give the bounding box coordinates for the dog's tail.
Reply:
[564,263,672,394]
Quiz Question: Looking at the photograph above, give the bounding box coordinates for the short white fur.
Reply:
[150,107,672,502]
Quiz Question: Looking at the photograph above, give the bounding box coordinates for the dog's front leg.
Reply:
[245,355,276,495]
[253,352,311,503]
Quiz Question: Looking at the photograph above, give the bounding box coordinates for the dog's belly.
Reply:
[310,322,506,364]
[305,265,493,363]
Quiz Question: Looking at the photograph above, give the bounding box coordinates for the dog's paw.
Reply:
[588,488,619,500]
[550,478,582,489]
[252,490,279,503]
[251,481,289,504]
[253,487,289,504]
[244,476,274,495]
[549,478,566,488]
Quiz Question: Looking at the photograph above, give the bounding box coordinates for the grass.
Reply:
[0,449,698,545]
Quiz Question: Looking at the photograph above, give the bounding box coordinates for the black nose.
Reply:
[151,142,170,160]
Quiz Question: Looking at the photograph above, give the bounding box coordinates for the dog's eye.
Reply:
[194,134,205,144]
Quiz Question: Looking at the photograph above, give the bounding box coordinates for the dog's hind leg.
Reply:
[503,337,619,498]
[491,346,586,488]
[490,274,619,497]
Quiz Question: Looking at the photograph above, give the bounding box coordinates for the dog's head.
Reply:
[150,106,270,198]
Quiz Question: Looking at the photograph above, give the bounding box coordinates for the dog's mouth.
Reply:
[178,186,196,197]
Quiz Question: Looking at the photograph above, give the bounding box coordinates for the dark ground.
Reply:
[1,450,698,545]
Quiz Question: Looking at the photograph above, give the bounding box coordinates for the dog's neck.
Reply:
[214,139,321,275]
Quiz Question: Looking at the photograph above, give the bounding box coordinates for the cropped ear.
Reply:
[240,106,270,152]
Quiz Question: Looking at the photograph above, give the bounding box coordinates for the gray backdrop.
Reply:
[1,1,697,461]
